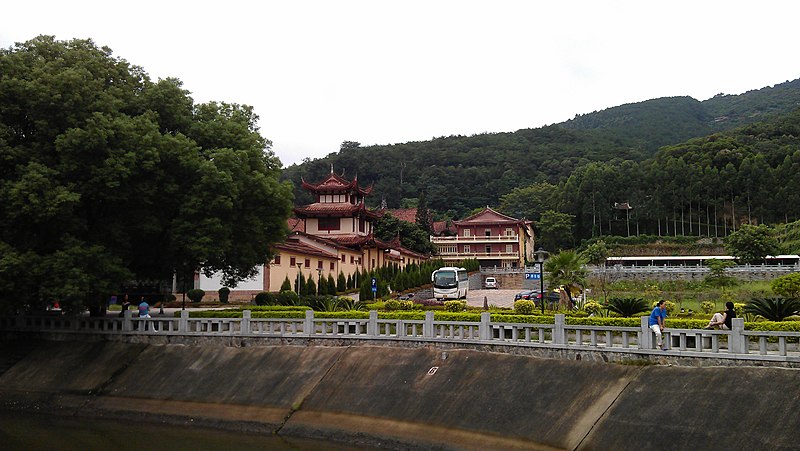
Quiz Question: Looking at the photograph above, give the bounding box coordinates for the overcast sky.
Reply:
[3,1,800,167]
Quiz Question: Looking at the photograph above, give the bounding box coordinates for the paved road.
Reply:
[467,289,518,309]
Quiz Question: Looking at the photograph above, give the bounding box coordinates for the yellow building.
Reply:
[199,170,427,299]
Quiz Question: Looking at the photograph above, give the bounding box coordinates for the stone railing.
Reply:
[2,311,799,363]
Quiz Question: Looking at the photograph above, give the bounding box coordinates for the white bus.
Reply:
[432,267,469,300]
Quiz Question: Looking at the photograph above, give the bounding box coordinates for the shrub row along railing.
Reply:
[2,311,799,361]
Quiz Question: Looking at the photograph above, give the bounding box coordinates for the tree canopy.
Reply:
[0,36,293,314]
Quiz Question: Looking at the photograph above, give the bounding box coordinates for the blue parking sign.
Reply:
[525,273,541,280]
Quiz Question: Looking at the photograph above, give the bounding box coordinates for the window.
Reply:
[274,254,281,265]
[350,256,354,264]
[359,218,366,233]
[485,229,491,237]
[463,245,471,253]
[330,262,335,270]
[441,245,456,253]
[505,228,514,236]
[317,260,323,269]
[318,217,340,231]
[506,244,513,253]
[463,229,471,237]
[341,255,346,262]
[290,257,296,266]
[485,244,492,254]
[304,259,310,268]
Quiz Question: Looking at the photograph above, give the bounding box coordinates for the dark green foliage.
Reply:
[187,289,205,303]
[744,297,800,322]
[373,212,435,255]
[337,272,347,292]
[0,36,293,314]
[606,297,651,317]
[254,291,270,306]
[326,274,337,295]
[305,278,316,296]
[218,287,230,304]
[724,224,780,264]
[280,277,292,292]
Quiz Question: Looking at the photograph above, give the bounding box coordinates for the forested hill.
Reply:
[560,78,800,152]
[282,77,800,219]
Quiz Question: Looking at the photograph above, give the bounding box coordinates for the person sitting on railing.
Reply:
[705,302,735,330]
[138,297,151,319]
[649,300,668,351]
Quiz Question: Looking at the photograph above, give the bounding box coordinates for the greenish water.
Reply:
[0,412,366,451]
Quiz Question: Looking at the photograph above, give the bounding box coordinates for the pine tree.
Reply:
[280,276,292,292]
[415,190,433,234]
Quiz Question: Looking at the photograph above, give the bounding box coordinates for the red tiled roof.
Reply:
[273,239,337,259]
[287,218,305,233]
[432,220,456,235]
[379,208,417,223]
[294,202,379,219]
[455,206,522,225]
[301,172,373,196]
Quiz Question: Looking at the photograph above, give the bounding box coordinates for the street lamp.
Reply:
[534,247,549,314]
[316,267,323,295]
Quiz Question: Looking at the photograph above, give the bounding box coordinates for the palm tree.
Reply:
[607,297,651,317]
[544,250,588,309]
[744,297,800,321]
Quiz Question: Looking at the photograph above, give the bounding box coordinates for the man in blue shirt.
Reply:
[649,300,668,350]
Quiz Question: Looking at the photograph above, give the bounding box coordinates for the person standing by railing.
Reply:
[649,300,668,351]
[138,297,151,318]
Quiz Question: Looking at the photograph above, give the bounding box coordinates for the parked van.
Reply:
[484,277,498,289]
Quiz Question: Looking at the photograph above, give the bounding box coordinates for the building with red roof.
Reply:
[430,207,534,268]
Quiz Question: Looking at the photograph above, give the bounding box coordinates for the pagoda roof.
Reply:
[301,171,373,196]
[272,238,338,259]
[294,202,380,219]
[454,206,523,226]
[378,208,417,224]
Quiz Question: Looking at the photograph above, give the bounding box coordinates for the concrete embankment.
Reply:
[1,338,798,450]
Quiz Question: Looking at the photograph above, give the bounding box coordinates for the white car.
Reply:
[484,277,498,289]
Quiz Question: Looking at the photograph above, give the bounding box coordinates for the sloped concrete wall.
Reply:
[1,338,799,450]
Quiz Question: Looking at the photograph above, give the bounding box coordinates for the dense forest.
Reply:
[282,77,800,250]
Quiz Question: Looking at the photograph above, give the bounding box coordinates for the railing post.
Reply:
[480,311,491,340]
[304,310,315,335]
[554,314,566,345]
[729,318,745,354]
[179,310,188,333]
[424,311,434,338]
[640,316,651,349]
[241,310,251,335]
[123,310,132,332]
[368,310,378,337]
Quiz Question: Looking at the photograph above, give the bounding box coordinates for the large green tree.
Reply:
[724,224,780,265]
[0,36,293,314]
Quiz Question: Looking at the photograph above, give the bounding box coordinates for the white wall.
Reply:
[198,266,264,292]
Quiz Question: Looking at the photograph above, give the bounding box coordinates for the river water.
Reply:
[0,412,368,451]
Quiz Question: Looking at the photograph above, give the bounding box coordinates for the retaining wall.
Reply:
[1,337,798,450]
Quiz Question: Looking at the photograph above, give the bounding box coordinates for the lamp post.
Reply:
[534,247,549,315]
[316,268,323,295]
[296,263,303,294]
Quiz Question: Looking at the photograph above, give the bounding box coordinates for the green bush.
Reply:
[254,291,271,306]
[607,297,650,317]
[584,301,603,315]
[385,299,401,311]
[701,301,715,314]
[444,300,466,312]
[218,287,230,304]
[514,300,536,315]
[186,289,205,303]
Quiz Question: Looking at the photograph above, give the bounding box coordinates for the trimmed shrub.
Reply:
[218,287,230,304]
[514,300,536,315]
[444,300,466,312]
[186,289,205,303]
[385,299,401,311]
[254,291,271,306]
[701,301,715,314]
[584,301,603,315]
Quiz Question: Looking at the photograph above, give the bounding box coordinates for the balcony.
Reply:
[437,251,521,260]
[431,235,519,243]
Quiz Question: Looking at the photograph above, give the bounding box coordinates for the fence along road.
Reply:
[3,309,799,367]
